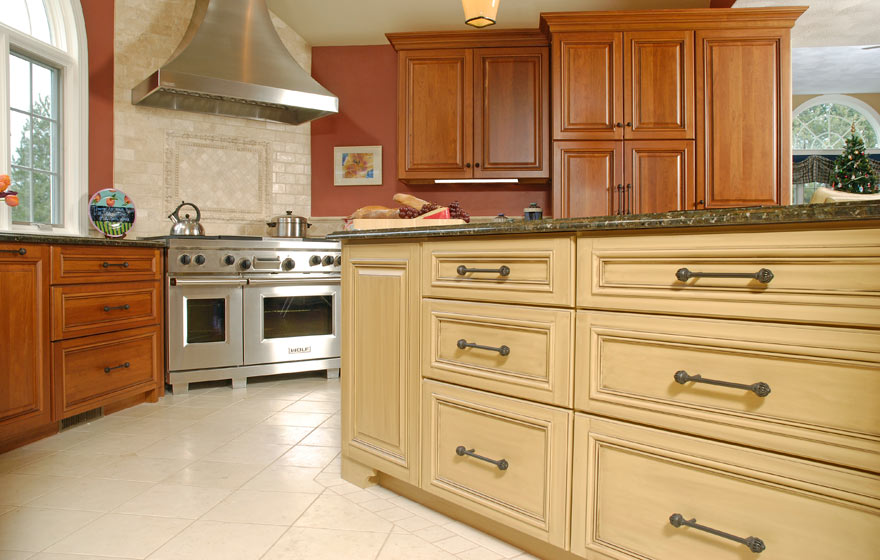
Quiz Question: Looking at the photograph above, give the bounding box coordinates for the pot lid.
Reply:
[273,210,308,223]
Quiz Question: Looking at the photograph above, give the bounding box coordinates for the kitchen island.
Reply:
[330,201,880,560]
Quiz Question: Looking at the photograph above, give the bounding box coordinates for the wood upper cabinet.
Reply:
[394,34,550,182]
[553,31,693,141]
[696,29,791,208]
[0,244,51,449]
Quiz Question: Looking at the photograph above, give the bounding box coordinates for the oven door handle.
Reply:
[246,278,340,286]
[169,278,247,286]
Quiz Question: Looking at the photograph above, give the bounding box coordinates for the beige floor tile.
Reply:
[388,495,454,525]
[321,455,341,474]
[67,432,165,455]
[444,522,522,557]
[377,534,458,560]
[376,506,416,523]
[319,414,341,428]
[114,484,231,519]
[261,412,330,427]
[240,465,325,494]
[202,490,316,525]
[262,527,388,560]
[0,448,58,474]
[0,507,100,552]
[0,474,69,506]
[90,456,191,483]
[274,446,338,469]
[66,415,138,434]
[224,398,293,413]
[294,494,393,533]
[233,425,313,446]
[313,472,348,488]
[135,435,225,461]
[29,553,131,560]
[0,550,34,559]
[27,477,152,512]
[394,515,435,532]
[457,546,504,560]
[0,505,14,516]
[173,423,247,441]
[147,520,285,560]
[198,409,274,427]
[12,451,117,478]
[162,460,263,489]
[300,389,341,403]
[202,440,290,466]
[435,536,479,555]
[146,407,218,421]
[107,418,197,438]
[297,427,340,448]
[20,430,95,452]
[47,513,191,558]
[282,400,340,414]
[414,525,457,543]
[360,498,396,512]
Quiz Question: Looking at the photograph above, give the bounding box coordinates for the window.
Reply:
[792,95,880,204]
[1,0,88,234]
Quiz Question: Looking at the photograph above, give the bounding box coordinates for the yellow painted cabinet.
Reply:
[341,243,421,484]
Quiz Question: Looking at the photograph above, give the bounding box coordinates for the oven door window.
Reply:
[263,295,333,339]
[186,298,227,344]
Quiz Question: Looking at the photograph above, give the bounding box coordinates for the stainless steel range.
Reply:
[157,236,341,394]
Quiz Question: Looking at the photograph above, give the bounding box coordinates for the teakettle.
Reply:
[168,201,205,236]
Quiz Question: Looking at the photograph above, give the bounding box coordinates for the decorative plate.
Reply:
[88,188,136,238]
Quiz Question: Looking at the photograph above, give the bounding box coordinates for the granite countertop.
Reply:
[328,200,880,240]
[0,232,166,248]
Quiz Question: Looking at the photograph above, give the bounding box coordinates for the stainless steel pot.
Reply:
[266,211,310,237]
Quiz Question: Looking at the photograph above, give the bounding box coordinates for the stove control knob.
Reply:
[322,255,334,266]
[309,255,321,266]
[179,254,192,265]
[282,258,295,271]
[335,256,342,266]
[224,255,235,266]
[194,254,206,265]
[239,259,252,270]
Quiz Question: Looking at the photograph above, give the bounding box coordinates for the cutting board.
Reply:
[344,219,466,231]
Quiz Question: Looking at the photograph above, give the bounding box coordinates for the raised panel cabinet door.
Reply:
[696,29,791,209]
[0,244,51,446]
[624,31,694,140]
[398,49,473,180]
[473,47,549,179]
[552,141,622,218]
[342,243,420,484]
[624,140,694,214]
[553,32,623,141]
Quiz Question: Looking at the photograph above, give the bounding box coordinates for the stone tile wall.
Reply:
[113,0,312,238]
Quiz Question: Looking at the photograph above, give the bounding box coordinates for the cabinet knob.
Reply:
[625,122,632,127]
[615,122,623,128]
[465,163,471,168]
[474,162,480,168]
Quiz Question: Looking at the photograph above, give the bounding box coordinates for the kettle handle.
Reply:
[170,201,201,223]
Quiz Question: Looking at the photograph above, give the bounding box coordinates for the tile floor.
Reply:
[0,374,538,560]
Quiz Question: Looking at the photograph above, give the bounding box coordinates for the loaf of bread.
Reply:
[348,205,400,219]
[393,193,432,209]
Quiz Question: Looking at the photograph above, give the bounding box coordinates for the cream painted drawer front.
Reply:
[421,380,570,547]
[571,414,880,560]
[575,311,880,472]
[423,299,573,406]
[424,236,574,306]
[577,228,880,327]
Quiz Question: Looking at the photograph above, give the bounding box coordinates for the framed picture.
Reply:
[334,145,382,185]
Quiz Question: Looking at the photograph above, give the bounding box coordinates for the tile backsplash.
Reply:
[113,0,312,238]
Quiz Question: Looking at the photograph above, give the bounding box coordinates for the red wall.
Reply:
[310,45,551,217]
[81,0,114,194]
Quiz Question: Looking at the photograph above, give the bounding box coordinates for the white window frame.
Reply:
[792,94,880,156]
[0,0,88,235]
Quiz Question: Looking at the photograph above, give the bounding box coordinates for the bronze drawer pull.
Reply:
[674,370,771,397]
[669,513,766,553]
[457,339,510,356]
[0,247,26,255]
[675,267,774,284]
[103,261,130,269]
[103,304,131,312]
[455,446,509,471]
[104,362,130,374]
[457,265,510,277]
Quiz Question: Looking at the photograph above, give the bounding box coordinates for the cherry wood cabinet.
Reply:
[0,243,52,451]
[389,31,550,183]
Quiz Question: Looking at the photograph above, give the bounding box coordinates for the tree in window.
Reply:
[830,126,879,194]
[10,95,53,222]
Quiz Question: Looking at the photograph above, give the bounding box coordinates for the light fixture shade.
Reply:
[462,0,498,28]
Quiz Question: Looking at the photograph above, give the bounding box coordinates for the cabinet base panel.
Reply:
[103,389,157,415]
[0,422,58,454]
[341,455,379,488]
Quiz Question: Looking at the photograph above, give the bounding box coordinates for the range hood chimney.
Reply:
[131,0,338,125]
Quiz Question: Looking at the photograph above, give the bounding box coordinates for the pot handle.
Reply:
[307,223,312,228]
[172,201,201,223]
[266,222,277,227]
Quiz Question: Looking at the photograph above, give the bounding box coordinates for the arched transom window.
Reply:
[793,95,880,151]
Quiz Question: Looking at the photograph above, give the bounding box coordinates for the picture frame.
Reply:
[334,145,382,186]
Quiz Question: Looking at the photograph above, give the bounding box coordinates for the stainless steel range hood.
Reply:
[131,0,338,125]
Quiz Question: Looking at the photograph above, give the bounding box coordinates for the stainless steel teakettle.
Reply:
[168,201,205,236]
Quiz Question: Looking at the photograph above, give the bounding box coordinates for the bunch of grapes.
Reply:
[398,200,470,223]
[420,202,440,214]
[448,200,470,223]
[398,206,421,218]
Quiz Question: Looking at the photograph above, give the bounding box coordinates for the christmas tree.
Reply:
[830,124,878,194]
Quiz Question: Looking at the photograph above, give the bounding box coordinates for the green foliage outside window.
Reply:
[10,95,55,224]
[793,103,879,150]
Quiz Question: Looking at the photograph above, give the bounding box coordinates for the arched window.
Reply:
[1,0,88,234]
[791,95,880,203]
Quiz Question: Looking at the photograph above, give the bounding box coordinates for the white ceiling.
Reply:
[267,0,708,47]
[792,46,880,94]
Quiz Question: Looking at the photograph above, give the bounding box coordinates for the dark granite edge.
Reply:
[0,232,166,248]
[327,200,880,240]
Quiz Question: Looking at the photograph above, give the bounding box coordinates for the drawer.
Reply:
[422,299,573,406]
[423,236,574,306]
[577,228,880,327]
[421,380,570,547]
[52,281,160,340]
[54,326,160,416]
[51,245,161,284]
[575,311,880,472]
[571,414,880,560]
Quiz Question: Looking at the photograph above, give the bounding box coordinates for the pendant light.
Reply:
[462,0,498,28]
